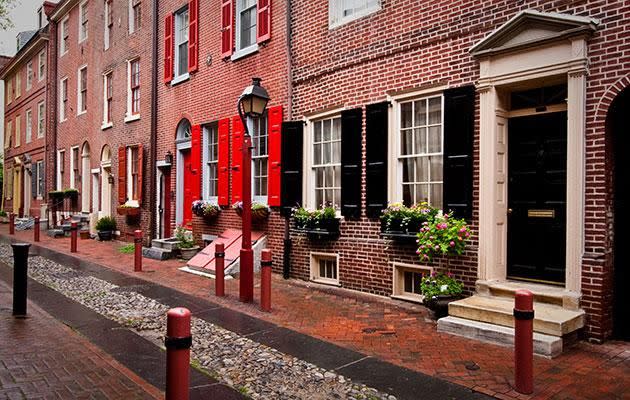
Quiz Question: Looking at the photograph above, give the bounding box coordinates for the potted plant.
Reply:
[420,271,464,318]
[315,205,340,232]
[48,190,65,204]
[415,211,471,262]
[192,200,220,222]
[293,207,317,230]
[380,202,407,233]
[95,216,117,241]
[117,204,141,216]
[175,225,199,260]
[232,201,271,223]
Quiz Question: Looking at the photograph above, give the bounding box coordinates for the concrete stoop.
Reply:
[143,238,181,260]
[438,281,585,357]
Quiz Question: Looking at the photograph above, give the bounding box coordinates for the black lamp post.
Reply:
[237,77,270,303]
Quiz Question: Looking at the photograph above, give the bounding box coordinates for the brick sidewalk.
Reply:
[0,280,161,399]
[3,225,629,400]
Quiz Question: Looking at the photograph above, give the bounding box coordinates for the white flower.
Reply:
[440,284,448,292]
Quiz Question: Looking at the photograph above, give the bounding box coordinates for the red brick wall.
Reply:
[52,0,154,240]
[285,0,630,341]
[3,38,49,218]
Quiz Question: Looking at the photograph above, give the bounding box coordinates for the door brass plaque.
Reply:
[528,209,555,218]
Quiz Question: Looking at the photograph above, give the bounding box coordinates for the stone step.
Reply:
[477,280,581,310]
[437,316,563,357]
[151,238,180,251]
[47,229,65,238]
[142,247,173,261]
[448,295,585,337]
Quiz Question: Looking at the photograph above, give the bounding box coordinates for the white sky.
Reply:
[0,0,47,57]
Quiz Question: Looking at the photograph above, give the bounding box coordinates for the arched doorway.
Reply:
[100,145,112,218]
[176,119,193,227]
[81,142,91,213]
[608,87,630,341]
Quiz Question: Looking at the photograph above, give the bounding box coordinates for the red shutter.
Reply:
[118,146,127,204]
[231,115,243,203]
[256,0,271,43]
[187,0,199,73]
[267,105,282,206]
[217,118,230,206]
[190,124,202,201]
[164,14,174,83]
[220,0,233,58]
[137,144,144,205]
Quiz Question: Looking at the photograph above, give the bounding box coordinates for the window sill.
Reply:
[171,73,190,86]
[101,122,113,130]
[59,118,67,123]
[230,44,259,61]
[310,278,341,287]
[124,200,139,207]
[329,6,381,29]
[391,293,425,304]
[124,114,140,123]
[77,110,87,117]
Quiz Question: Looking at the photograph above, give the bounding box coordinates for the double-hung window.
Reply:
[38,50,45,81]
[104,0,113,49]
[25,109,32,143]
[202,125,219,201]
[129,0,141,32]
[312,117,341,209]
[130,60,140,115]
[6,77,12,104]
[14,115,20,147]
[398,95,443,207]
[70,147,80,189]
[37,102,45,138]
[174,7,189,80]
[60,16,69,54]
[128,146,140,202]
[5,120,11,148]
[103,72,113,126]
[57,150,65,190]
[15,73,21,98]
[250,114,268,202]
[36,160,44,198]
[79,1,89,42]
[60,77,68,122]
[78,66,87,114]
[236,0,257,52]
[329,0,381,28]
[26,61,33,90]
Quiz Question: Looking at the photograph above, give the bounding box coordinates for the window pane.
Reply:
[428,126,441,153]
[415,157,428,183]
[428,97,441,124]
[404,271,412,293]
[430,155,443,181]
[401,102,412,128]
[323,120,331,141]
[430,184,442,208]
[332,141,341,164]
[416,184,429,204]
[325,166,333,188]
[313,144,321,165]
[414,99,426,126]
[402,158,414,183]
[322,143,331,164]
[414,128,426,155]
[314,122,322,142]
[334,189,340,209]
[402,184,413,206]
[332,118,341,140]
[401,130,412,155]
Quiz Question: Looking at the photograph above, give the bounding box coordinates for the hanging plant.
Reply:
[416,211,471,262]
[232,201,271,222]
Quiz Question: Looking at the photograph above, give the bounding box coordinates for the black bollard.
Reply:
[12,243,31,317]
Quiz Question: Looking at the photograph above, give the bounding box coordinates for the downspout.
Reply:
[48,24,58,219]
[149,0,159,240]
[282,0,293,279]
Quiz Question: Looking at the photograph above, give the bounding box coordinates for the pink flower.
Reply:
[416,249,420,254]
[420,245,425,249]
[447,272,453,277]
[459,227,467,233]
[465,232,470,238]
[434,245,440,250]
[450,241,455,247]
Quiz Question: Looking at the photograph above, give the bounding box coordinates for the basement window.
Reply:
[392,262,432,303]
[310,253,339,286]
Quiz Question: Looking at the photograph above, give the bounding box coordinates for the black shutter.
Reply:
[40,162,45,198]
[280,121,304,216]
[443,85,475,219]
[365,102,389,218]
[340,108,362,219]
[31,164,37,198]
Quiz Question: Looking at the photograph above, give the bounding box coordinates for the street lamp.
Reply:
[237,77,270,303]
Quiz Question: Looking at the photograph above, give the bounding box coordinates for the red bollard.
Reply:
[260,249,272,312]
[514,289,534,395]
[134,230,143,272]
[34,217,40,242]
[70,222,78,253]
[215,243,225,297]
[9,213,15,235]
[166,307,191,400]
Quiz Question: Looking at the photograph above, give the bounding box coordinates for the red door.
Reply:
[182,149,193,227]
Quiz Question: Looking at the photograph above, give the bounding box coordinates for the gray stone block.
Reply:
[143,247,172,261]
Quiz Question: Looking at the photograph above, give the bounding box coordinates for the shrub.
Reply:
[0,210,6,217]
[192,200,220,218]
[175,225,195,249]
[420,271,463,300]
[95,216,117,231]
[118,243,135,254]
[416,211,470,262]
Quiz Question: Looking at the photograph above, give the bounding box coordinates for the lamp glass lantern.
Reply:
[238,78,270,124]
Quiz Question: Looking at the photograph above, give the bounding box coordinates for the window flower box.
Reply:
[292,206,340,240]
[232,201,270,223]
[192,200,220,223]
[380,202,437,242]
[117,205,140,217]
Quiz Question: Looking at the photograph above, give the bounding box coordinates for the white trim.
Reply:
[37,50,45,82]
[78,0,89,43]
[126,58,141,119]
[36,101,45,139]
[309,252,340,286]
[230,44,258,61]
[328,0,381,29]
[57,149,65,190]
[170,72,190,86]
[60,15,69,56]
[69,146,79,189]
[59,77,68,122]
[25,108,32,143]
[173,7,189,79]
[391,262,433,303]
[202,124,219,203]
[101,122,113,130]
[77,65,88,115]
[104,0,111,50]
[102,71,111,126]
[235,0,257,52]
[26,61,33,91]
[124,114,141,123]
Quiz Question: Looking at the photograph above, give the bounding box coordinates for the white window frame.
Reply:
[57,149,65,190]
[36,160,44,198]
[303,110,342,211]
[125,58,141,122]
[310,252,340,286]
[104,0,112,50]
[232,0,258,60]
[202,124,219,203]
[59,77,68,122]
[38,50,45,81]
[5,120,11,148]
[102,71,113,128]
[26,61,33,90]
[249,114,268,204]
[70,146,79,189]
[129,0,141,33]
[77,65,87,115]
[173,6,189,82]
[329,0,381,29]
[79,0,89,42]
[126,145,140,206]
[37,101,45,138]
[25,109,32,143]
[60,15,69,55]
[391,262,433,303]
[6,77,12,104]
[15,73,21,98]
[14,114,20,147]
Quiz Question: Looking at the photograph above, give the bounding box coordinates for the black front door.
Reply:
[507,112,567,284]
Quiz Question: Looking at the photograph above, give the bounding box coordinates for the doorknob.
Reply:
[507,208,513,215]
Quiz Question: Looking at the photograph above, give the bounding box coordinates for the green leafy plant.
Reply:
[292,207,315,229]
[420,271,463,300]
[0,210,6,217]
[118,204,139,209]
[381,202,439,234]
[192,200,220,219]
[96,216,117,231]
[292,205,339,230]
[175,225,195,249]
[118,243,135,254]
[416,211,470,262]
[63,188,79,195]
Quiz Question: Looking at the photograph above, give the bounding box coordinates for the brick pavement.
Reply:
[2,225,629,400]
[0,279,161,400]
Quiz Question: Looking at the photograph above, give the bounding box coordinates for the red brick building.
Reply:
[277,0,630,347]
[156,0,288,244]
[48,0,154,238]
[1,2,56,218]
